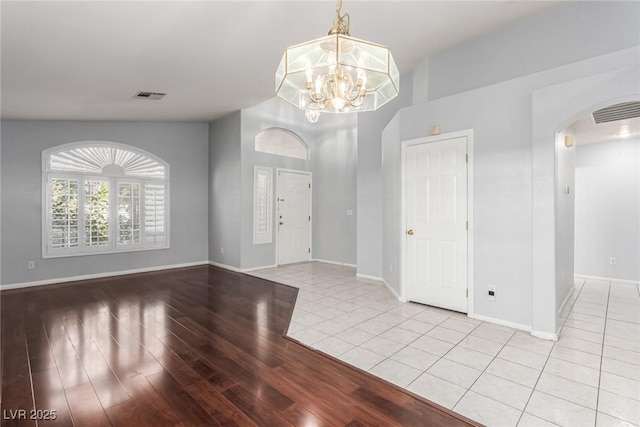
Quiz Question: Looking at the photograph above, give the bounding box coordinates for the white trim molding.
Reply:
[468,313,532,334]
[311,258,356,268]
[574,274,639,285]
[355,273,382,281]
[400,129,475,315]
[208,261,278,274]
[557,286,576,317]
[531,330,559,341]
[355,273,407,302]
[383,279,406,302]
[243,264,278,272]
[208,261,244,273]
[1,261,208,291]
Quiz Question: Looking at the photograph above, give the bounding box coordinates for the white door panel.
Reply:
[406,136,468,313]
[277,171,311,265]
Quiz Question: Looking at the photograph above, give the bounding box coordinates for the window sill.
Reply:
[42,245,170,259]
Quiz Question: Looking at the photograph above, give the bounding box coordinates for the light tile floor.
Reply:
[248,262,640,427]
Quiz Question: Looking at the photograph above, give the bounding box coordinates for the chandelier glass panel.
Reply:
[275,0,399,114]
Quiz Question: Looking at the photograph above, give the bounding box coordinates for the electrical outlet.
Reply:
[221,247,224,254]
[610,257,616,265]
[27,261,35,270]
[488,285,496,301]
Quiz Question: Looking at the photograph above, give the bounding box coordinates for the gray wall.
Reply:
[1,120,209,286]
[575,139,640,281]
[209,112,242,268]
[382,114,402,287]
[208,97,359,271]
[239,98,316,269]
[238,97,358,269]
[356,72,413,278]
[383,47,640,332]
[312,117,358,266]
[427,2,640,100]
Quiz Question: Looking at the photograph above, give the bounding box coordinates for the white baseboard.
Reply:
[242,264,278,272]
[557,286,575,317]
[208,261,278,274]
[381,279,407,302]
[208,261,243,273]
[468,312,532,334]
[311,258,357,268]
[1,261,209,291]
[531,330,559,341]
[353,272,403,302]
[356,273,383,281]
[575,274,639,285]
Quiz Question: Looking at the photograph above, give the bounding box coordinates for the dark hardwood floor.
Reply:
[1,265,481,426]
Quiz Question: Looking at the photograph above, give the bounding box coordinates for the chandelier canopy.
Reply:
[275,0,399,116]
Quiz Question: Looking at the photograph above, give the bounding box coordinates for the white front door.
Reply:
[405,136,468,313]
[277,170,311,265]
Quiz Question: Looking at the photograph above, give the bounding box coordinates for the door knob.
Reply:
[279,222,284,225]
[407,229,414,235]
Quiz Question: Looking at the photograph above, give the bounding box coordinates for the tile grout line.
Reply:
[593,280,612,426]
[448,322,515,414]
[514,278,587,427]
[363,309,452,375]
[269,264,640,426]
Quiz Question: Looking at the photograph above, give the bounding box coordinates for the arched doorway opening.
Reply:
[531,65,640,339]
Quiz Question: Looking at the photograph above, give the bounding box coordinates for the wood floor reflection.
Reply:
[1,266,479,426]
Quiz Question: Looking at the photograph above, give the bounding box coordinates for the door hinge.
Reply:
[308,248,311,253]
[465,154,468,164]
[465,288,468,298]
[465,221,468,230]
[308,216,311,221]
[309,183,311,189]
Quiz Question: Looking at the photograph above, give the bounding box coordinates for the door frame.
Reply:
[275,168,313,266]
[399,129,475,316]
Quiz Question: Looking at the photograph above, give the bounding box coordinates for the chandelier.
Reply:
[275,0,399,118]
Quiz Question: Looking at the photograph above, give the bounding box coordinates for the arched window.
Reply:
[42,142,169,257]
[255,128,309,160]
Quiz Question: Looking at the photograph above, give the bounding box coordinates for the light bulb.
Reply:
[332,97,346,111]
[305,109,320,123]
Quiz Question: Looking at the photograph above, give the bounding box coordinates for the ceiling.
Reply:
[571,114,640,145]
[1,1,562,122]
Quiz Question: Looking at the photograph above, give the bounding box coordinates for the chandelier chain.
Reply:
[329,0,350,35]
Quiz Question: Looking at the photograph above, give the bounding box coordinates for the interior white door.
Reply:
[277,171,311,265]
[405,136,468,313]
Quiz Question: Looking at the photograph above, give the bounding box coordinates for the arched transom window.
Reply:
[42,142,169,257]
[255,128,309,160]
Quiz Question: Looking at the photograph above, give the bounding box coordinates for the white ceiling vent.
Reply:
[592,101,640,124]
[134,91,166,100]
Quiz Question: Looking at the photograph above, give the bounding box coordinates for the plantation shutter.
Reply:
[49,177,80,252]
[83,178,110,250]
[117,182,142,248]
[144,182,166,247]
